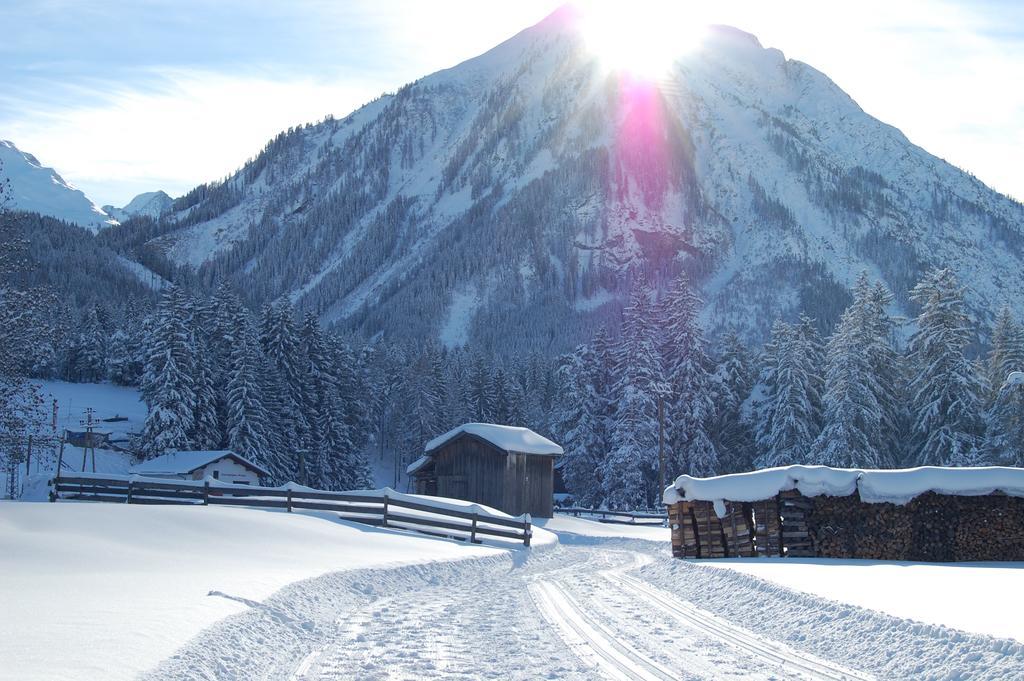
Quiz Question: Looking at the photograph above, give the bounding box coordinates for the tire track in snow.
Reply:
[604,568,873,681]
[530,579,676,681]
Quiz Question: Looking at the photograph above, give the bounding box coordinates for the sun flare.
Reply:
[578,1,709,80]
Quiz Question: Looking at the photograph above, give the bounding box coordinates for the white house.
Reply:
[129,450,269,485]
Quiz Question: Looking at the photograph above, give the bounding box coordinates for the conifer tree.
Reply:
[138,286,196,458]
[658,274,718,477]
[711,329,756,473]
[907,268,984,466]
[226,310,271,470]
[754,320,819,468]
[987,306,1024,401]
[985,372,1024,466]
[812,302,883,468]
[78,307,108,382]
[603,281,665,508]
[557,343,607,506]
[465,353,494,422]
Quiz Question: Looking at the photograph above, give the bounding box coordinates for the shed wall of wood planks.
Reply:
[668,491,1024,561]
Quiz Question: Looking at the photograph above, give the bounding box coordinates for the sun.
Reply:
[578,1,709,80]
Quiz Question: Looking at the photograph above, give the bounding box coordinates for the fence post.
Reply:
[126,480,133,504]
[287,488,293,513]
[523,514,532,547]
[471,513,478,544]
[382,492,389,527]
[203,480,210,506]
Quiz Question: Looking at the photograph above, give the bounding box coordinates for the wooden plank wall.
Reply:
[427,436,556,518]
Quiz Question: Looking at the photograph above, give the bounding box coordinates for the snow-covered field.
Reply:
[701,557,1024,643]
[0,502,553,681]
[4,501,1023,680]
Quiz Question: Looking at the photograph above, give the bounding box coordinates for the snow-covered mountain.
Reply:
[143,7,1024,353]
[0,140,116,231]
[103,190,173,223]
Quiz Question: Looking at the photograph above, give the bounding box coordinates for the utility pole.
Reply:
[80,407,96,473]
[658,396,666,501]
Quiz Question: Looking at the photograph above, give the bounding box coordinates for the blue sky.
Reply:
[1,0,1021,206]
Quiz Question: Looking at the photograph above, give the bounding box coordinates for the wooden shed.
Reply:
[407,423,563,518]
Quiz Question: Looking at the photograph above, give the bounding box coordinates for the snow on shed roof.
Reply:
[664,465,1024,516]
[424,423,563,456]
[129,450,270,477]
[406,455,431,475]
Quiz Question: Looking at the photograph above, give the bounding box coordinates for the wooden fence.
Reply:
[50,473,532,547]
[555,506,667,526]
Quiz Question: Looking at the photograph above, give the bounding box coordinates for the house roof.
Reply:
[129,450,270,477]
[424,423,563,456]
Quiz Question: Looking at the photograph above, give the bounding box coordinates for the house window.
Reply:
[212,471,220,480]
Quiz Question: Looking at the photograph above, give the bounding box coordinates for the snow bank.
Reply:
[665,465,1024,516]
[700,557,1024,643]
[424,423,563,455]
[0,501,544,681]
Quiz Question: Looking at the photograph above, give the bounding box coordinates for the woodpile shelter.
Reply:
[407,423,563,518]
[663,465,1024,562]
[129,450,270,486]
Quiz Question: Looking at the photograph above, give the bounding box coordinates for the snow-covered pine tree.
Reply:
[710,329,756,473]
[906,268,985,466]
[987,305,1024,401]
[505,372,527,426]
[406,343,446,447]
[603,281,666,509]
[658,274,718,478]
[368,343,405,466]
[557,343,607,506]
[77,306,108,382]
[863,278,906,466]
[754,320,819,468]
[464,353,494,422]
[225,309,272,472]
[106,328,134,386]
[797,314,825,430]
[190,333,222,450]
[491,367,514,424]
[260,300,308,478]
[812,300,883,468]
[985,371,1024,466]
[137,285,196,458]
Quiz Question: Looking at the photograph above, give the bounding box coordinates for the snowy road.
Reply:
[144,533,1024,681]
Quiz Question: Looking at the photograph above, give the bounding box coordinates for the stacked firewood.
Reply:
[668,491,1024,562]
[808,493,912,559]
[950,494,1024,561]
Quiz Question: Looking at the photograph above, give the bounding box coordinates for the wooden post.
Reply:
[286,488,293,513]
[523,516,531,547]
[126,480,134,504]
[203,480,210,506]
[470,513,478,544]
[50,437,66,502]
[382,492,389,527]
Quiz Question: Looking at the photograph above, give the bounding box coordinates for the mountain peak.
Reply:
[103,190,173,222]
[0,140,115,231]
[141,13,1024,350]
